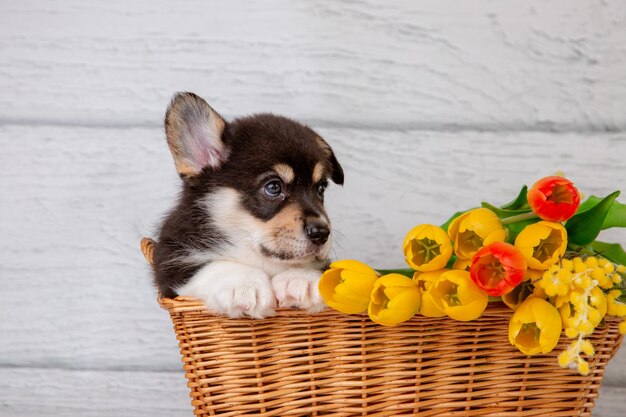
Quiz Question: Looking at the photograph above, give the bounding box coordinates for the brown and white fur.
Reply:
[153,92,343,318]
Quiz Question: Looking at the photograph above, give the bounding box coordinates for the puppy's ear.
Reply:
[164,92,228,177]
[317,136,344,185]
[328,150,344,185]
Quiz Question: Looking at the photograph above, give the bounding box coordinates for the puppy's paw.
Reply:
[272,268,326,313]
[227,272,277,319]
[177,261,276,319]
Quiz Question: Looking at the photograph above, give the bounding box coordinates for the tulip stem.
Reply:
[501,211,539,225]
[566,243,596,257]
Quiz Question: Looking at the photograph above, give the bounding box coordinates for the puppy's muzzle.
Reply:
[305,220,330,245]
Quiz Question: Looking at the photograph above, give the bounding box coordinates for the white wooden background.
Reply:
[1,1,625,416]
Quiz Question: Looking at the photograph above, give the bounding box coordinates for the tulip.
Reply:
[403,224,453,272]
[506,269,544,308]
[532,284,548,300]
[318,260,379,314]
[501,280,534,310]
[413,269,448,317]
[527,176,580,222]
[452,257,472,271]
[524,268,543,282]
[514,221,567,270]
[447,208,506,259]
[427,270,488,321]
[368,274,421,326]
[470,242,527,296]
[508,297,562,355]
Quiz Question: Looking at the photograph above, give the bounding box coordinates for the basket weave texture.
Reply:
[142,238,623,416]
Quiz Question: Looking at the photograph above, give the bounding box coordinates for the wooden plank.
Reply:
[1,124,625,373]
[0,367,622,416]
[594,386,626,417]
[1,0,625,129]
[0,368,191,417]
[603,344,626,387]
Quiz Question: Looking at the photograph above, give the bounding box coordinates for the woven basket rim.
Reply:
[157,294,624,327]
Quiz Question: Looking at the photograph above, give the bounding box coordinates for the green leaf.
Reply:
[501,185,529,210]
[590,241,626,266]
[505,218,541,242]
[481,201,531,219]
[577,195,601,213]
[445,254,458,269]
[376,268,415,278]
[577,195,626,230]
[441,210,466,232]
[565,191,620,245]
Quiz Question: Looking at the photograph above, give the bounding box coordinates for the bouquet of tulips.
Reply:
[319,176,626,375]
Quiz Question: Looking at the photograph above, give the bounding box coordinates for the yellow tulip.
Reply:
[427,270,488,321]
[501,280,533,310]
[502,268,543,309]
[413,269,448,317]
[525,268,543,282]
[447,208,506,259]
[403,224,453,271]
[452,257,472,271]
[318,260,379,314]
[368,274,421,326]
[532,283,548,300]
[514,221,567,270]
[508,297,562,355]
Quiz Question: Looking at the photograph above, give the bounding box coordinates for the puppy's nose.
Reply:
[305,221,330,245]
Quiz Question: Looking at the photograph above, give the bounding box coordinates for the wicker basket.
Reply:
[142,238,623,416]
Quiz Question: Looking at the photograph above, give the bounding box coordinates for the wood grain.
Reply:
[1,0,625,129]
[0,368,191,417]
[1,124,624,374]
[594,386,626,417]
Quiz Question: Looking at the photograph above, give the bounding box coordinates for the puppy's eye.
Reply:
[264,180,283,198]
[317,182,328,197]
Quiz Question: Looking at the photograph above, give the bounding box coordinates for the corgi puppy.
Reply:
[153,92,343,318]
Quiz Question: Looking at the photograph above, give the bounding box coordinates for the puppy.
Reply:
[153,92,343,318]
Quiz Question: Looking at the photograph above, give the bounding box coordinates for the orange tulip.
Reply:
[527,176,580,222]
[470,242,527,296]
